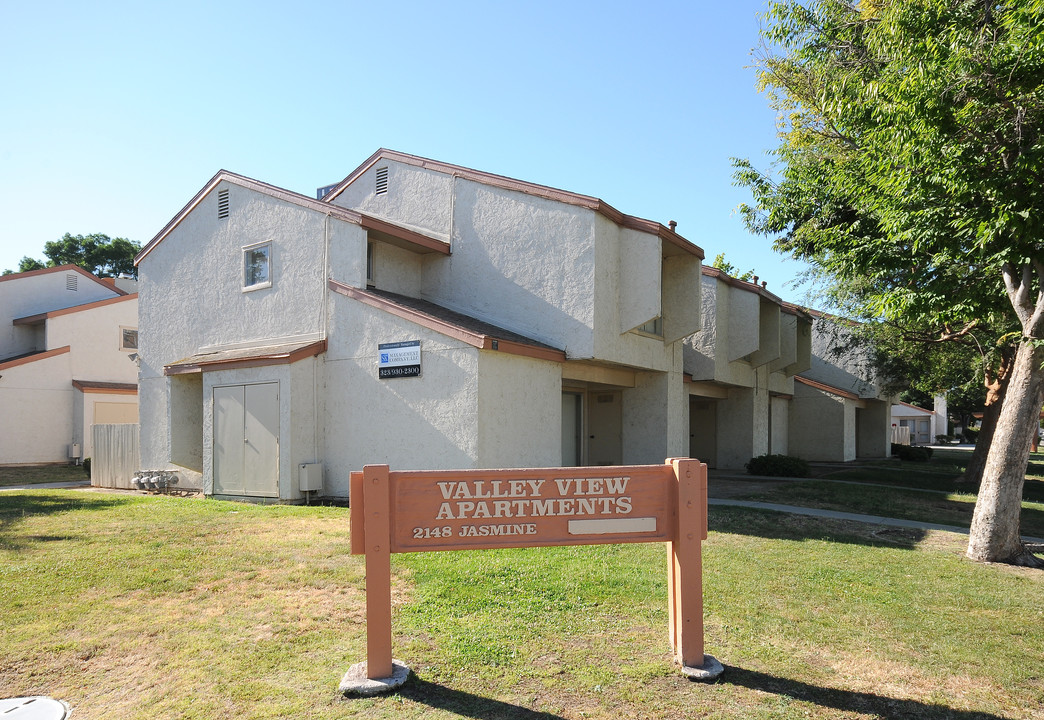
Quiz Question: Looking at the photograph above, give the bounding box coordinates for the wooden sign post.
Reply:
[339,458,722,696]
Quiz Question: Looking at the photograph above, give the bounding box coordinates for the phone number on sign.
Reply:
[379,365,420,378]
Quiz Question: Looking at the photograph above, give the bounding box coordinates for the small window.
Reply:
[366,241,375,285]
[243,241,272,291]
[635,317,663,337]
[120,327,139,351]
[375,166,389,195]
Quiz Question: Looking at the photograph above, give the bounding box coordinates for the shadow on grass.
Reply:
[0,493,133,551]
[395,676,566,719]
[721,665,1009,720]
[710,505,930,550]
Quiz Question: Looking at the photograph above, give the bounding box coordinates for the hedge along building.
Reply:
[135,150,703,500]
[683,266,813,469]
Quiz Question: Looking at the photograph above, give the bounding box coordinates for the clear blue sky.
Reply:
[0,0,812,301]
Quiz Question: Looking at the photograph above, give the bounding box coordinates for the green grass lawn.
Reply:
[0,464,87,487]
[2,489,1043,719]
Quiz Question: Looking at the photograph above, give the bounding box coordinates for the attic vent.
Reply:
[375,167,389,195]
[66,273,78,291]
[218,189,230,219]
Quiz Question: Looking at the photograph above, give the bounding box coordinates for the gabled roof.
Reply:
[135,170,449,266]
[321,149,705,260]
[13,293,137,325]
[328,280,567,363]
[794,374,860,400]
[0,264,128,296]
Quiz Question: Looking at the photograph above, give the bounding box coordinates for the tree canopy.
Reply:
[3,233,141,278]
[736,0,1044,564]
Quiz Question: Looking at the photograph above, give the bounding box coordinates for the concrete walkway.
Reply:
[708,497,1044,544]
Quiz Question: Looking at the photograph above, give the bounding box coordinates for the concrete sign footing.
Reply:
[339,660,411,697]
[679,654,724,682]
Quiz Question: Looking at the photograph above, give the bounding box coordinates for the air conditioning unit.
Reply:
[299,463,323,492]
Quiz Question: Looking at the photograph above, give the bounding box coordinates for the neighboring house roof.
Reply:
[164,339,328,376]
[892,401,933,416]
[72,380,137,394]
[0,346,71,371]
[328,280,567,363]
[0,264,128,296]
[701,266,813,320]
[135,171,450,266]
[321,149,705,260]
[13,293,137,325]
[794,374,861,400]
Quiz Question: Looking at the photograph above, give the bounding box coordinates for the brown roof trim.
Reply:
[359,214,451,255]
[794,375,860,400]
[72,380,138,395]
[13,293,137,325]
[0,264,128,296]
[135,170,369,266]
[0,345,71,371]
[164,339,327,376]
[894,401,932,414]
[323,149,704,260]
[328,280,567,363]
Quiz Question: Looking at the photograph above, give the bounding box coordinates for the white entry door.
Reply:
[214,382,279,497]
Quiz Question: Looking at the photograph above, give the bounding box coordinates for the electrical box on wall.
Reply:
[299,463,323,492]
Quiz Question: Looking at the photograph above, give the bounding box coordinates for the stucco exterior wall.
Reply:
[46,297,139,383]
[856,401,890,458]
[323,299,483,497]
[622,364,689,464]
[0,353,74,464]
[0,269,118,361]
[789,383,854,461]
[770,396,789,455]
[476,350,561,468]
[331,161,455,240]
[806,318,880,398]
[138,180,351,388]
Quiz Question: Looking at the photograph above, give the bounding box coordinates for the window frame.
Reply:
[242,240,273,292]
[119,326,139,352]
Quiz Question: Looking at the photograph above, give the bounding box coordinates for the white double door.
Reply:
[213,382,279,497]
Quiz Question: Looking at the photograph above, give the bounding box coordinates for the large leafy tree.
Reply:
[736,0,1044,565]
[3,233,140,278]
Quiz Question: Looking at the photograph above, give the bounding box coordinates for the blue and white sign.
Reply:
[378,340,421,379]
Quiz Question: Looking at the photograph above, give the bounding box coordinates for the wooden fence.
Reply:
[91,423,139,489]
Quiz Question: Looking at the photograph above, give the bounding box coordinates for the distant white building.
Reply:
[891,396,948,445]
[0,265,138,464]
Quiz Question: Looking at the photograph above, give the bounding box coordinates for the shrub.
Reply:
[963,428,979,444]
[745,454,811,478]
[83,457,91,478]
[894,445,932,462]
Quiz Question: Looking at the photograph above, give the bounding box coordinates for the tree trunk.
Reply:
[966,340,1044,566]
[962,398,1002,486]
[962,350,1013,486]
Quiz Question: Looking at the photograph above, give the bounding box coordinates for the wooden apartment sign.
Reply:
[347,459,712,688]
